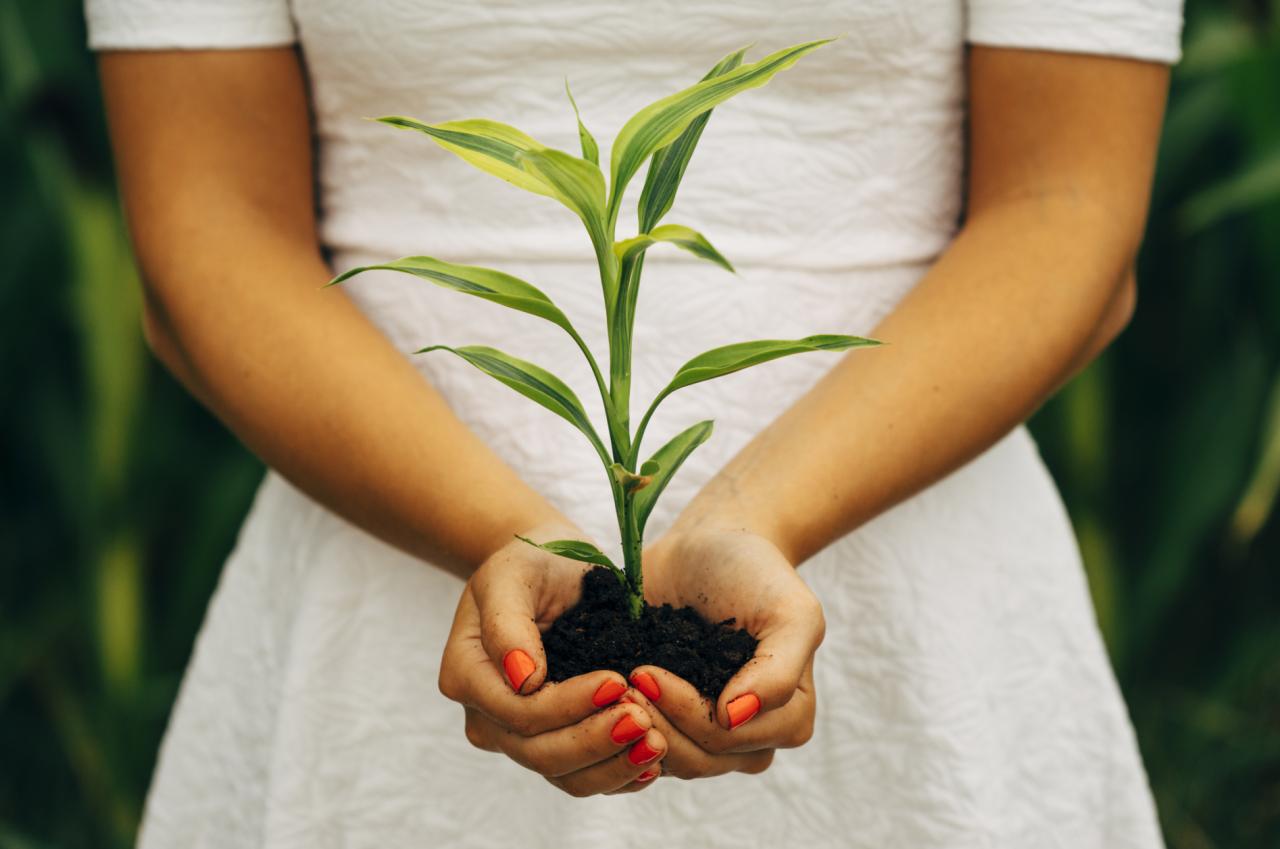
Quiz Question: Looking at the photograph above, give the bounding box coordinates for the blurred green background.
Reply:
[1,0,1277,846]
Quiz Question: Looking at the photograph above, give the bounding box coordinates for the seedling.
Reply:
[331,39,879,618]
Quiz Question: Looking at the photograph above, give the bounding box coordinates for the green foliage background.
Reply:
[1,1,1276,846]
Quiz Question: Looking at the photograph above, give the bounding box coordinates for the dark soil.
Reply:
[543,566,758,700]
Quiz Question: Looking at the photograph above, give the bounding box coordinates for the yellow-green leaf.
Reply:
[608,39,833,222]
[614,224,735,273]
[377,116,557,199]
[663,334,879,394]
[564,78,599,166]
[515,147,615,285]
[633,335,880,448]
[328,256,577,334]
[514,147,607,233]
[516,536,618,572]
[637,45,749,232]
[632,420,713,533]
[418,344,608,463]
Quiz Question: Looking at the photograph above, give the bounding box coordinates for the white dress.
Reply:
[87,2,1184,847]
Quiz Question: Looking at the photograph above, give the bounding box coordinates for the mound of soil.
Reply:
[543,566,757,700]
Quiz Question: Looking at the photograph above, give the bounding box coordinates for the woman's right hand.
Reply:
[438,522,668,796]
[621,526,821,781]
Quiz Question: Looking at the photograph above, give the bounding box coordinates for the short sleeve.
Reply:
[967,0,1184,64]
[85,0,297,50]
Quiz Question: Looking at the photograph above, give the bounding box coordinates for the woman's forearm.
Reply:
[144,240,567,577]
[671,48,1167,566]
[101,49,567,577]
[675,196,1138,565]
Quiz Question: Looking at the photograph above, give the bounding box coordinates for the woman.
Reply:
[89,0,1182,846]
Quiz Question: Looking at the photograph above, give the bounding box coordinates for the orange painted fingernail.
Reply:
[502,649,536,693]
[628,734,662,765]
[629,671,661,702]
[592,680,627,707]
[636,768,659,782]
[727,693,761,729]
[611,714,647,745]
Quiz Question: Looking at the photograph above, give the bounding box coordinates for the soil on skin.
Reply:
[543,566,758,700]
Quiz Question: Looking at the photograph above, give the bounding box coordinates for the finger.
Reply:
[470,562,550,694]
[606,762,663,795]
[631,664,816,754]
[441,590,629,736]
[548,729,668,798]
[465,702,657,779]
[714,600,824,729]
[461,663,631,738]
[622,685,777,778]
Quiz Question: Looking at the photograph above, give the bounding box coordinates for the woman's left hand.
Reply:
[623,525,824,780]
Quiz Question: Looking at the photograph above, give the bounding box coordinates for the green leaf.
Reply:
[514,146,618,301]
[614,223,735,273]
[633,420,714,533]
[661,334,879,395]
[377,116,558,199]
[331,258,618,457]
[417,344,608,461]
[380,116,609,246]
[609,39,833,223]
[631,336,875,465]
[516,535,618,571]
[514,147,607,235]
[328,256,578,334]
[564,78,599,166]
[638,45,749,232]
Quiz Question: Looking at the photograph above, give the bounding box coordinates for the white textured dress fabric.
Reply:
[87,2,1183,847]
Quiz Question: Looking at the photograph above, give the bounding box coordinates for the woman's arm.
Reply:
[99,48,567,575]
[105,49,672,795]
[630,46,1168,760]
[671,47,1169,563]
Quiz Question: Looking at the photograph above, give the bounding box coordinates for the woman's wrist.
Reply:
[453,503,580,575]
[667,440,857,566]
[667,479,798,563]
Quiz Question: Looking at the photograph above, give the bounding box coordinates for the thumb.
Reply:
[715,603,824,730]
[471,565,548,695]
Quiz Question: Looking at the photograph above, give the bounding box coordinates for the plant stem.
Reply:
[603,185,645,617]
[627,386,669,469]
[608,337,631,452]
[607,261,636,439]
[621,493,644,618]
[566,326,626,461]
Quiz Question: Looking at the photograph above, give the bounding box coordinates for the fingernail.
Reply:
[592,680,627,707]
[727,693,761,729]
[611,714,647,745]
[629,671,661,702]
[636,768,659,783]
[502,649,536,693]
[628,733,662,765]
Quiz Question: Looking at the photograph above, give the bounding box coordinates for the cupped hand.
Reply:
[627,526,824,779]
[438,521,667,796]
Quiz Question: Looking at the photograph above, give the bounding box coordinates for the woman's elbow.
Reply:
[140,303,165,352]
[138,282,183,372]
[1098,267,1138,348]
[1068,267,1137,375]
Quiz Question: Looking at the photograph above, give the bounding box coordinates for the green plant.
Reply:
[4,2,1276,845]
[330,39,879,618]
